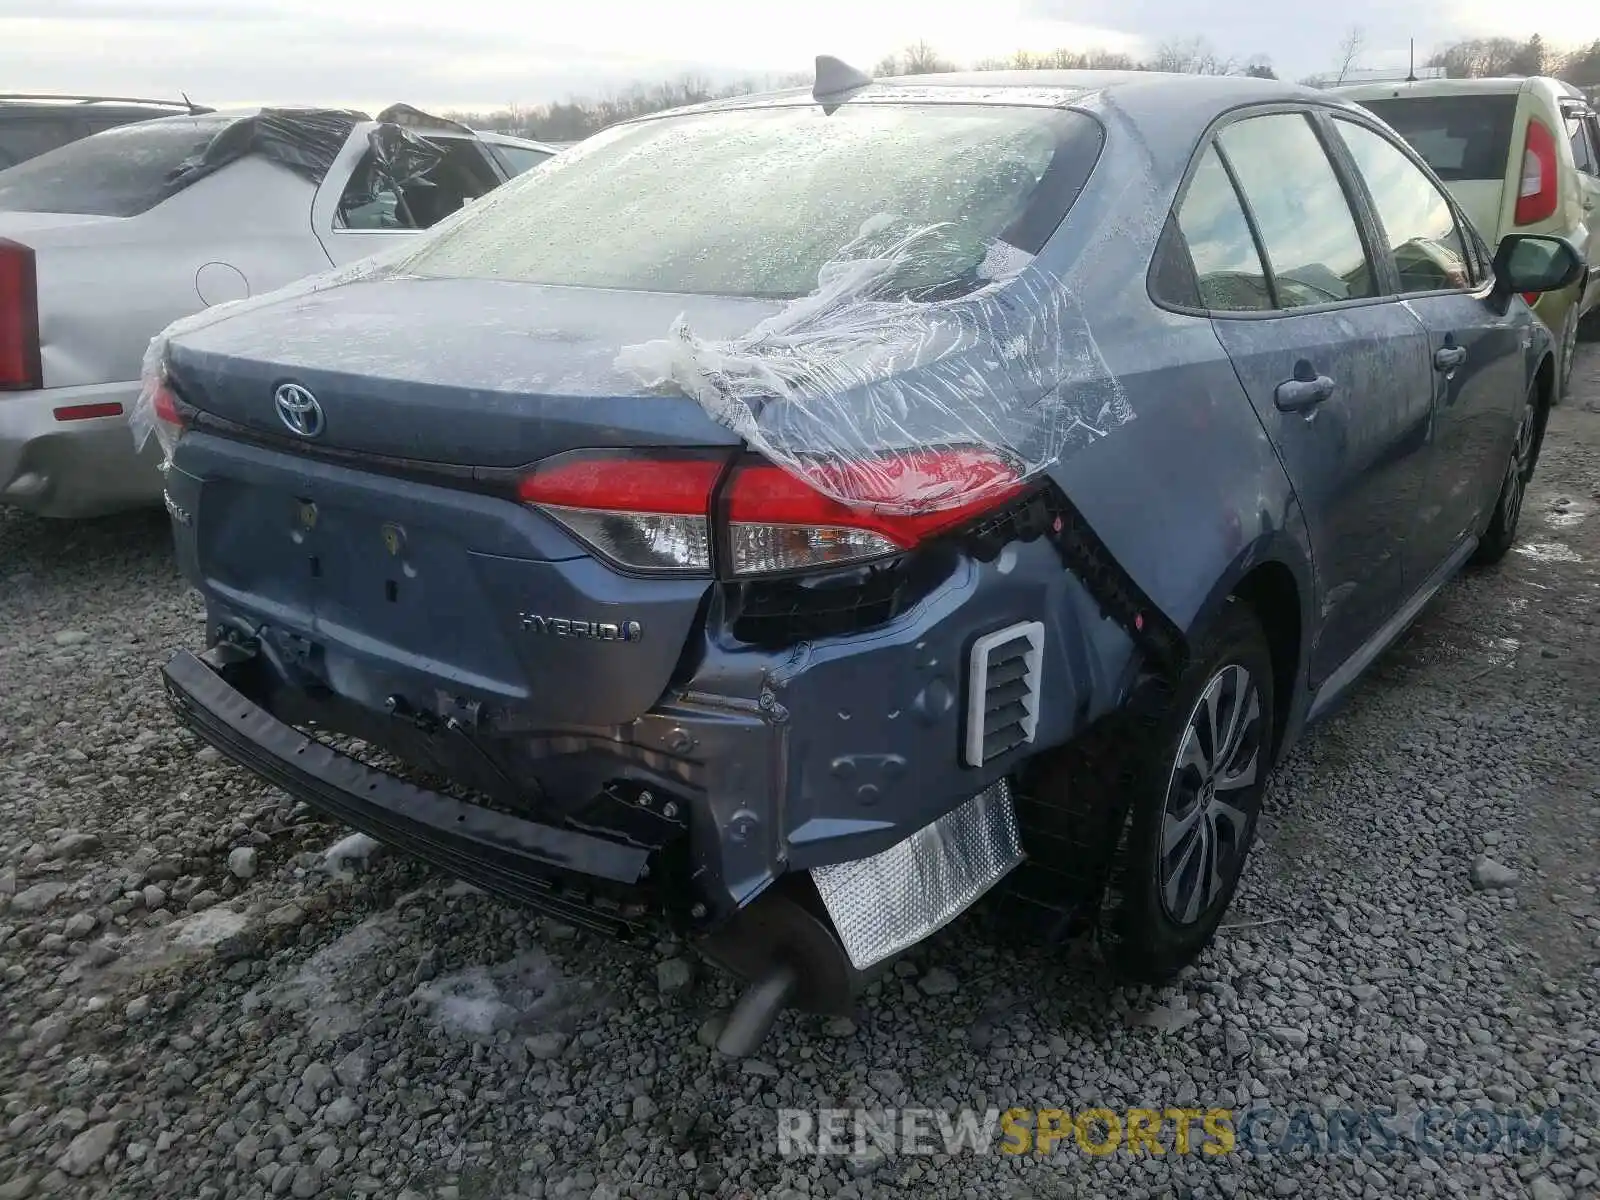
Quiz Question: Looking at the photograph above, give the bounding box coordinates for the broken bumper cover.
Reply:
[161,648,654,935]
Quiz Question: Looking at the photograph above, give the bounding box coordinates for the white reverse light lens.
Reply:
[540,505,710,573]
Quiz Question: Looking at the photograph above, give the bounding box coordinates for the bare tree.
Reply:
[1149,37,1237,75]
[874,40,958,77]
[1333,26,1365,84]
[1428,37,1526,78]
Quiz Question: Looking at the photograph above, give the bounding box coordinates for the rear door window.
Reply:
[0,115,232,216]
[1356,95,1517,183]
[1333,119,1474,293]
[1565,109,1598,176]
[1170,146,1273,311]
[489,142,553,176]
[336,135,501,230]
[1217,112,1378,308]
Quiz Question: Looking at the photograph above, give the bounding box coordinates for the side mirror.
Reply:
[1492,233,1586,298]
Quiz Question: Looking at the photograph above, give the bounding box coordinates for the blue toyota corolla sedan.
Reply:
[133,60,1583,1054]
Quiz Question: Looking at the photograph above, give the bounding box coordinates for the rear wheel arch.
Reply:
[1229,561,1301,765]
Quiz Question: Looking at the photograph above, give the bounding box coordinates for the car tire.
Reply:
[1557,303,1579,403]
[1471,378,1544,567]
[1091,597,1276,984]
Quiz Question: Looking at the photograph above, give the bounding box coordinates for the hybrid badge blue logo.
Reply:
[274,383,324,438]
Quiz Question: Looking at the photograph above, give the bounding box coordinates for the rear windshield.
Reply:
[400,103,1104,299]
[1358,95,1517,182]
[0,115,233,216]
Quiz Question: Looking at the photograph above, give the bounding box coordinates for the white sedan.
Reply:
[0,105,555,518]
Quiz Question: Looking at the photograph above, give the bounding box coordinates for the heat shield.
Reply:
[810,779,1024,971]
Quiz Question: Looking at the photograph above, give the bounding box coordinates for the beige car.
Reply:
[1335,76,1600,400]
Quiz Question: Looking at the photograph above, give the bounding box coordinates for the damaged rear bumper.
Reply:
[162,646,656,936]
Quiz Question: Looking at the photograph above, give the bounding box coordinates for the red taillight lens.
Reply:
[516,447,1026,577]
[150,379,187,440]
[1521,291,1540,307]
[1514,118,1559,226]
[0,238,42,392]
[516,454,724,574]
[724,448,1025,576]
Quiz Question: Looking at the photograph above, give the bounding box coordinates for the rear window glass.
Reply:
[0,116,233,216]
[1357,95,1517,182]
[399,103,1104,299]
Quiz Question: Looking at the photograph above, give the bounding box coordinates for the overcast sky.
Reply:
[2,0,1596,113]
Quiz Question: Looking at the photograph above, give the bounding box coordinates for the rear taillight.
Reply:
[1521,291,1540,307]
[723,451,1025,575]
[516,447,1025,577]
[516,455,723,574]
[0,238,42,391]
[150,378,187,443]
[1514,118,1559,226]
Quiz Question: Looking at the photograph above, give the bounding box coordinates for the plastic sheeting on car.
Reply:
[134,193,1132,526]
[337,124,445,222]
[613,214,1133,515]
[166,108,367,192]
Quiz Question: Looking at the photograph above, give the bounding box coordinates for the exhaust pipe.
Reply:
[694,879,870,1057]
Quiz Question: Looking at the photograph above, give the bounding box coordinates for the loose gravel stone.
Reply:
[55,1121,120,1176]
[1470,856,1520,890]
[9,881,69,915]
[228,846,259,879]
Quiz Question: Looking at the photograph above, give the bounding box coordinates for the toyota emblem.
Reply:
[273,383,324,438]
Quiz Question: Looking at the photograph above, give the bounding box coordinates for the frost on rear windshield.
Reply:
[396,102,1103,299]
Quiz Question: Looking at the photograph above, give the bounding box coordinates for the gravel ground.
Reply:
[2,347,1598,1200]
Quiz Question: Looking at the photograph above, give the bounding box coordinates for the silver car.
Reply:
[0,105,552,518]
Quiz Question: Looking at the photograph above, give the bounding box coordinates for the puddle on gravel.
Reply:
[1513,541,1584,564]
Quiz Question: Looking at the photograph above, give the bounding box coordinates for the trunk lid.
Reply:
[166,276,778,465]
[169,276,779,733]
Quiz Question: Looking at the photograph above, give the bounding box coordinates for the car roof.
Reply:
[659,69,1330,121]
[0,93,206,115]
[1331,76,1586,104]
[477,131,558,153]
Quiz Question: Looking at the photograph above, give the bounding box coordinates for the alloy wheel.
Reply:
[1560,307,1578,400]
[1158,663,1264,925]
[1502,393,1538,536]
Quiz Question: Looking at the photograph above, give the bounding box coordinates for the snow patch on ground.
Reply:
[1514,541,1584,563]
[254,910,401,1043]
[323,832,384,880]
[171,905,250,949]
[410,950,603,1039]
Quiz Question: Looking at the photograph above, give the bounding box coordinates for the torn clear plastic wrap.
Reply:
[134,205,1133,519]
[614,216,1132,514]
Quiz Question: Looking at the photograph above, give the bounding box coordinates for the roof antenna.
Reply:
[813,55,873,112]
[1406,39,1417,83]
[181,90,197,113]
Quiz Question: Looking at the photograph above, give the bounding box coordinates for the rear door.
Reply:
[1564,105,1600,307]
[1181,109,1435,684]
[1326,112,1526,578]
